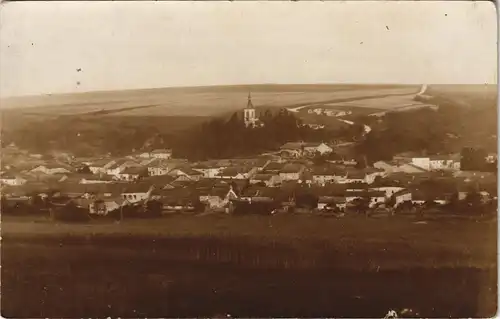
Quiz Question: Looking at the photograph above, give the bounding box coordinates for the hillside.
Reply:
[1,84,496,158]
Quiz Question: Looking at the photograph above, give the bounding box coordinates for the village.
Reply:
[1,134,497,220]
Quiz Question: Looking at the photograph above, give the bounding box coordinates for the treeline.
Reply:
[2,116,203,157]
[171,109,362,161]
[356,99,497,164]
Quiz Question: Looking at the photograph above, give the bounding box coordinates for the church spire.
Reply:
[246,92,254,109]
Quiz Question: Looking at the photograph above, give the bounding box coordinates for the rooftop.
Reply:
[120,166,147,175]
[251,174,276,181]
[280,142,304,151]
[263,162,285,172]
[312,165,345,176]
[280,163,304,174]
[151,149,172,154]
[218,166,253,177]
[122,183,154,194]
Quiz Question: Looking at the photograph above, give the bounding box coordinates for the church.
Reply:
[243,93,264,128]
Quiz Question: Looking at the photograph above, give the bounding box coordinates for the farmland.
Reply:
[1,85,420,118]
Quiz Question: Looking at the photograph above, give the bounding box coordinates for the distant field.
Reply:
[426,84,498,108]
[0,85,420,117]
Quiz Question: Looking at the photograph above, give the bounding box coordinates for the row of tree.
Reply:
[172,109,363,161]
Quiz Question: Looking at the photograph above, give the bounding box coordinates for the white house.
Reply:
[0,173,27,186]
[88,159,115,174]
[486,153,497,163]
[116,167,147,181]
[429,155,461,170]
[106,160,142,176]
[146,159,186,176]
[199,186,238,209]
[345,190,387,208]
[30,164,72,175]
[341,170,366,184]
[192,162,226,178]
[373,161,427,174]
[312,166,347,185]
[121,184,154,203]
[79,174,116,184]
[249,174,281,187]
[151,149,173,159]
[168,167,203,181]
[216,166,258,180]
[279,164,305,181]
[279,143,304,158]
[370,186,406,199]
[411,155,461,171]
[303,142,333,156]
[393,189,412,207]
[363,168,387,184]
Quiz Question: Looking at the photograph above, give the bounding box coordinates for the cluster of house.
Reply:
[374,152,463,174]
[1,142,496,216]
[307,108,353,117]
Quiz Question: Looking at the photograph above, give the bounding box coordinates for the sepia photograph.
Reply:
[0,1,498,318]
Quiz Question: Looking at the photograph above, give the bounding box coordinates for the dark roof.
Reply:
[251,174,275,181]
[121,166,147,175]
[151,149,172,154]
[304,142,327,148]
[107,159,140,170]
[122,183,154,194]
[362,167,385,174]
[77,173,116,181]
[309,184,347,196]
[280,164,304,174]
[318,196,346,204]
[0,171,25,179]
[393,189,412,197]
[178,168,204,176]
[218,166,253,177]
[312,165,345,176]
[346,190,386,198]
[143,175,177,185]
[346,170,366,179]
[241,186,281,199]
[37,162,72,170]
[280,142,304,150]
[58,182,126,195]
[263,162,285,172]
[89,159,114,167]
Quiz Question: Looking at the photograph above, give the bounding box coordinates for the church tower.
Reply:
[244,92,257,127]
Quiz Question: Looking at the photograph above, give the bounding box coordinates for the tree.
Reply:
[144,199,163,217]
[350,197,370,214]
[295,193,319,210]
[464,191,483,212]
[77,165,92,174]
[386,195,396,208]
[461,147,487,171]
[445,191,461,212]
[312,152,327,165]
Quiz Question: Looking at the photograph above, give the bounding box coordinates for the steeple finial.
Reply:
[246,92,253,109]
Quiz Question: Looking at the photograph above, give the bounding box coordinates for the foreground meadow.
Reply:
[2,214,496,318]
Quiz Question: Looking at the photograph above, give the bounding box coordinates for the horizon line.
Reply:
[1,82,497,101]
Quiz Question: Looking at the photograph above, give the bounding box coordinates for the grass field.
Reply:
[1,214,497,318]
[2,214,496,270]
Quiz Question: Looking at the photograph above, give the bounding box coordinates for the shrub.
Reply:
[52,202,90,223]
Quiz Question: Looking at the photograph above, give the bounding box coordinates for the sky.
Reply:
[0,1,497,98]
